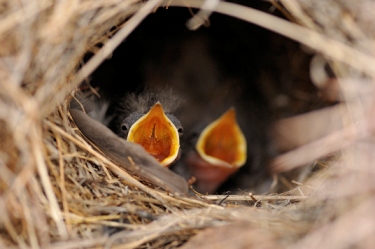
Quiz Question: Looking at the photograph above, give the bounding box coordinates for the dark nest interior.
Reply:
[87,1,325,194]
[1,0,375,248]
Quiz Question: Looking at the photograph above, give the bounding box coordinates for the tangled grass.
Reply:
[1,0,375,248]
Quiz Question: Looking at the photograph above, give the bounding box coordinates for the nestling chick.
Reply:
[112,90,183,167]
[186,108,248,194]
[69,92,188,195]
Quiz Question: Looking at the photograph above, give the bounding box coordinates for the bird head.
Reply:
[187,108,247,193]
[123,101,182,167]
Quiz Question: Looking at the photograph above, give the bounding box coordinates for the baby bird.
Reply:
[112,90,183,167]
[69,91,188,195]
[186,108,248,194]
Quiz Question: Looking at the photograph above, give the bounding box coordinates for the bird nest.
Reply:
[2,0,375,248]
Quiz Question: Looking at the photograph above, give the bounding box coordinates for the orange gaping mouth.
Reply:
[127,102,180,167]
[196,108,247,168]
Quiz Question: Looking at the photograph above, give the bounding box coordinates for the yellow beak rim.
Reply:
[196,108,247,168]
[127,102,180,167]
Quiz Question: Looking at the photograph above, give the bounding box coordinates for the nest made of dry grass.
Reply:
[1,0,375,248]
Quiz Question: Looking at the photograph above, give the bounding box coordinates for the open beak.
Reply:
[188,108,247,193]
[127,102,180,167]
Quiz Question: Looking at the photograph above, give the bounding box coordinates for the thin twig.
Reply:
[56,132,72,235]
[200,194,308,202]
[32,125,69,239]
